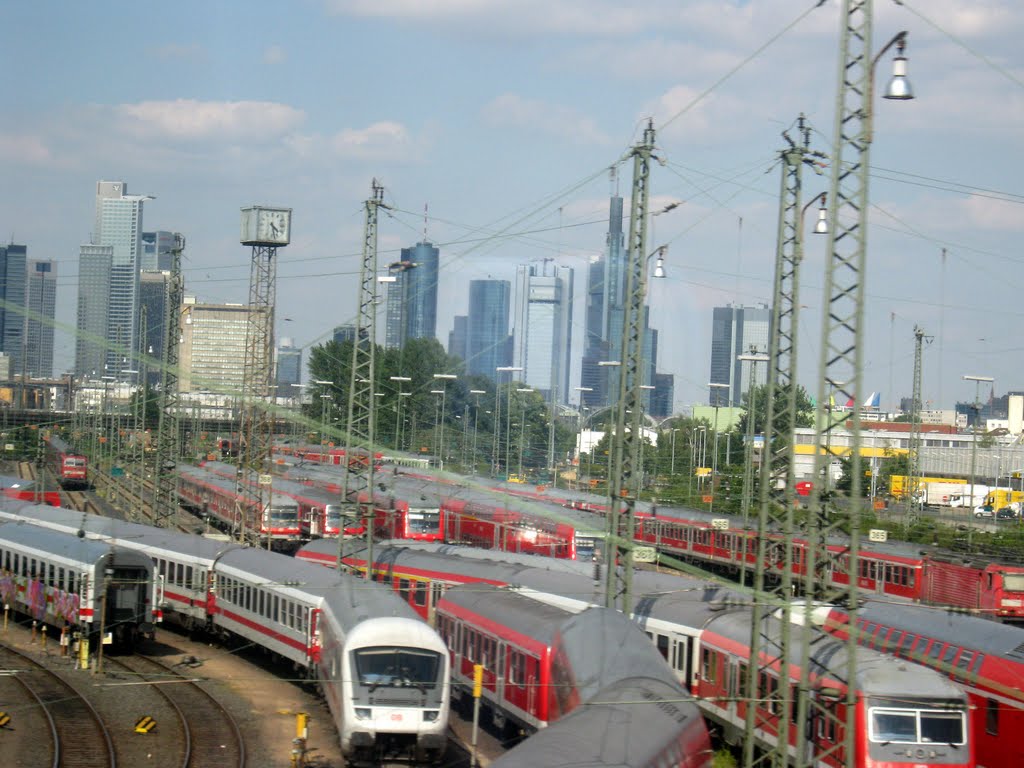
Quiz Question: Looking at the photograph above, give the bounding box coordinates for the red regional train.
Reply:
[176,465,302,548]
[199,461,364,540]
[462,478,1024,622]
[43,433,88,489]
[301,541,976,768]
[817,598,1024,768]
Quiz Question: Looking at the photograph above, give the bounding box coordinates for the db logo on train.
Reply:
[391,713,404,722]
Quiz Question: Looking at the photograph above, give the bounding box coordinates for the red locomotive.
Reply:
[43,433,88,489]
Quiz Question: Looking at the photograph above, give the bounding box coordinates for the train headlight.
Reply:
[423,710,440,723]
[354,708,372,720]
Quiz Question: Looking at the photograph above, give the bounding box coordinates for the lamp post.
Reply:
[432,374,457,470]
[469,390,486,472]
[495,366,522,478]
[516,388,534,477]
[964,374,993,548]
[574,387,593,487]
[670,428,680,475]
[390,376,412,449]
[707,382,730,513]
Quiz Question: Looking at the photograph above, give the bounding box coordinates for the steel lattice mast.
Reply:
[906,325,930,522]
[604,120,655,614]
[338,180,388,571]
[741,116,824,768]
[152,236,185,527]
[236,241,278,545]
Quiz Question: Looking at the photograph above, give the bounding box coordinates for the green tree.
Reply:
[736,382,814,436]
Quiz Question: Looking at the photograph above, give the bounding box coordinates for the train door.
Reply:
[495,642,507,703]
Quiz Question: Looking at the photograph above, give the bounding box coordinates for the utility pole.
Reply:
[339,180,387,572]
[743,116,825,768]
[798,3,913,766]
[152,236,184,527]
[906,326,931,523]
[604,119,656,614]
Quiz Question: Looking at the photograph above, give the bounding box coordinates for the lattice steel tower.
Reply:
[339,180,388,571]
[151,235,185,527]
[906,325,931,522]
[604,120,657,613]
[237,206,292,544]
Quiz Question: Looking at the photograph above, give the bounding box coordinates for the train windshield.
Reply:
[869,704,966,745]
[268,503,298,524]
[325,505,343,526]
[354,647,441,690]
[65,458,86,467]
[408,508,440,533]
[1002,573,1024,592]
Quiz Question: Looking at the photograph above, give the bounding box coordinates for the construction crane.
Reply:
[338,180,388,572]
[151,235,184,527]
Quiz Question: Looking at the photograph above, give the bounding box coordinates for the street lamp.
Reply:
[432,374,457,470]
[670,428,680,475]
[707,382,730,513]
[574,386,593,478]
[469,390,486,472]
[495,366,523,477]
[516,388,534,477]
[737,351,768,585]
[964,374,993,547]
[390,376,412,450]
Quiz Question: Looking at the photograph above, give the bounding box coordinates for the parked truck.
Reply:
[949,485,991,508]
[983,488,1024,510]
[888,474,964,501]
[923,480,969,507]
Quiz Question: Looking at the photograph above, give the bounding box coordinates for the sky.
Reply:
[2,1,1022,414]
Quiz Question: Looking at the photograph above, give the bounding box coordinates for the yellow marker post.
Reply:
[291,712,309,768]
[471,664,483,768]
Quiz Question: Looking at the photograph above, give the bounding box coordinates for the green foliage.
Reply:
[736,382,814,436]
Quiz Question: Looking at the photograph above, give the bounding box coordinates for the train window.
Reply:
[508,651,519,686]
[399,579,411,602]
[986,697,999,735]
[700,648,717,684]
[272,595,279,623]
[656,634,669,661]
[300,607,308,634]
[258,590,265,617]
[908,636,925,659]
[57,567,64,590]
[941,645,957,667]
[186,566,194,588]
[927,641,945,662]
[953,650,973,677]
[431,582,443,608]
[30,557,36,577]
[969,653,984,675]
[48,563,55,587]
[737,662,748,700]
[886,630,903,652]
[414,582,427,607]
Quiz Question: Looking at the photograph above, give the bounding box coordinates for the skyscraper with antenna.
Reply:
[384,203,439,349]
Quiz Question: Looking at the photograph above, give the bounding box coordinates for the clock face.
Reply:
[256,209,290,244]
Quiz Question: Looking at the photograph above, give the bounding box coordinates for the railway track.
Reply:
[106,653,246,768]
[0,643,116,768]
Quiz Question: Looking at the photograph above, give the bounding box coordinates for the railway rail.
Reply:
[106,653,246,768]
[0,643,115,768]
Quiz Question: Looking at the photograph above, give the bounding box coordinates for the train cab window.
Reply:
[414,581,427,608]
[986,697,999,735]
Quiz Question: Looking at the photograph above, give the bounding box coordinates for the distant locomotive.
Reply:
[43,433,88,489]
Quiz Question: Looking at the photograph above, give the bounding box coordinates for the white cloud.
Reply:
[481,93,610,145]
[330,121,413,158]
[961,195,1024,231]
[116,99,306,142]
[0,134,52,165]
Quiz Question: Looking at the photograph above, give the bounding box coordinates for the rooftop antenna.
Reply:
[423,203,428,242]
[609,165,619,197]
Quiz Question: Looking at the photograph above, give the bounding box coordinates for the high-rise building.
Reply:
[76,180,152,377]
[709,304,771,406]
[448,315,468,362]
[332,325,357,345]
[26,260,56,378]
[141,230,180,271]
[0,244,27,377]
[512,261,574,404]
[276,337,302,397]
[466,280,511,379]
[138,270,170,386]
[579,182,664,413]
[179,298,259,395]
[384,241,439,349]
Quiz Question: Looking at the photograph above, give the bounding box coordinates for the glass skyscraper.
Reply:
[384,241,439,349]
[512,261,574,404]
[0,244,27,377]
[466,280,511,379]
[709,304,771,406]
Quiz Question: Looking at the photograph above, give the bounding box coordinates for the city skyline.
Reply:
[1,3,1021,412]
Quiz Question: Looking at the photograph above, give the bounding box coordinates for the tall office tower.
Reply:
[141,230,181,271]
[448,315,468,362]
[76,180,152,377]
[276,337,302,397]
[25,260,56,378]
[178,298,259,395]
[709,303,771,406]
[579,182,662,410]
[512,261,574,404]
[0,244,27,377]
[466,280,511,379]
[384,241,439,349]
[138,270,169,386]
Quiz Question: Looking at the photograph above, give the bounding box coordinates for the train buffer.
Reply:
[134,715,157,734]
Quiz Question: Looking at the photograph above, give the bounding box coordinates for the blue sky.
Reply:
[2,1,1022,413]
